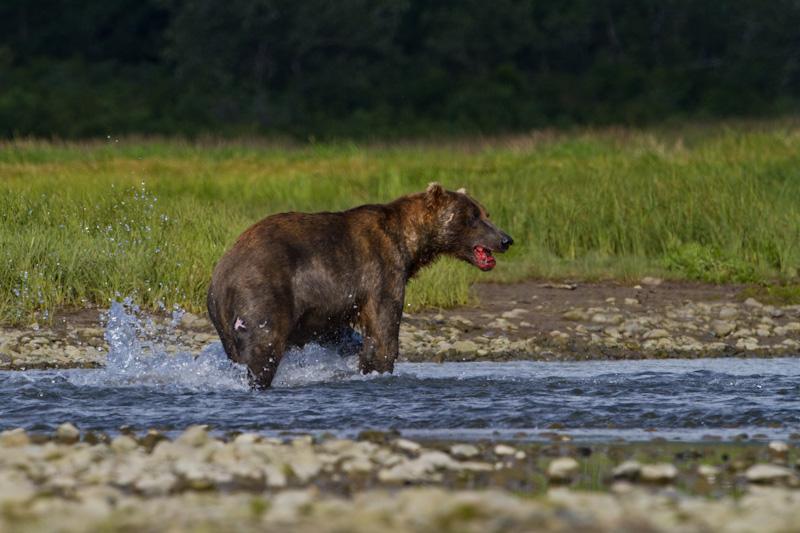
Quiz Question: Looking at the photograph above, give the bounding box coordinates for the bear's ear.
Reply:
[457,187,467,195]
[425,182,447,209]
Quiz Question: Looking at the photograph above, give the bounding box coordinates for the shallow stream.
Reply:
[1,301,798,443]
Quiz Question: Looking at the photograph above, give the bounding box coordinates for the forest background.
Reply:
[2,0,799,139]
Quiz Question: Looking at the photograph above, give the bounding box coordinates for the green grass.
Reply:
[1,121,799,325]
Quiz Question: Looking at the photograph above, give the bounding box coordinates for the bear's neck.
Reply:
[381,195,443,280]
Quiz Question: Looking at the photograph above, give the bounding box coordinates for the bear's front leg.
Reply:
[358,299,402,374]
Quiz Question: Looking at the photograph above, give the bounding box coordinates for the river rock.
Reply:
[55,422,80,444]
[736,338,760,351]
[547,457,580,482]
[266,489,318,524]
[643,329,670,340]
[377,451,460,483]
[178,312,200,329]
[711,320,736,338]
[487,317,516,331]
[450,444,480,460]
[621,320,646,335]
[745,464,798,485]
[110,435,139,454]
[0,470,36,505]
[768,441,790,458]
[640,463,678,483]
[452,340,479,356]
[768,444,789,466]
[175,425,211,447]
[392,438,422,455]
[193,333,213,344]
[501,309,529,320]
[611,460,642,480]
[698,465,722,478]
[434,341,455,357]
[0,428,31,447]
[135,471,179,496]
[562,309,587,321]
[493,444,518,457]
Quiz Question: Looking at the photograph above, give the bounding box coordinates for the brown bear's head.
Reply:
[425,182,514,271]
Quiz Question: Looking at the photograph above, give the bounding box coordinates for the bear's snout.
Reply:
[500,233,513,251]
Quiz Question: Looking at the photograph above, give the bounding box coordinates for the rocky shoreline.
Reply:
[1,425,799,532]
[2,280,800,532]
[1,280,798,370]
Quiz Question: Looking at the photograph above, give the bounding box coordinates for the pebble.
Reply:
[451,339,479,356]
[641,277,663,286]
[698,465,722,478]
[55,423,80,444]
[494,444,518,457]
[450,443,480,459]
[611,460,642,480]
[547,457,580,482]
[392,438,422,455]
[768,441,791,456]
[711,319,736,337]
[745,464,799,485]
[639,463,679,483]
[643,328,671,340]
[0,428,795,532]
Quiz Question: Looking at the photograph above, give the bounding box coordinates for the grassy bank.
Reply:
[1,122,799,325]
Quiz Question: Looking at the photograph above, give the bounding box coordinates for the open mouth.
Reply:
[473,245,497,271]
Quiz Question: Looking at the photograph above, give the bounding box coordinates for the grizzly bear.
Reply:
[207,182,513,389]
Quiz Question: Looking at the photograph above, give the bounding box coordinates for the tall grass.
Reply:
[1,123,799,325]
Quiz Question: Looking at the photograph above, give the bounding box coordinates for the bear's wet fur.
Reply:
[207,182,513,389]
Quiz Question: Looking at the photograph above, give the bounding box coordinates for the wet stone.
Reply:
[711,320,736,338]
[547,457,580,482]
[639,463,678,483]
[450,444,481,460]
[452,340,479,356]
[493,444,518,457]
[745,464,798,485]
[55,423,80,444]
[611,460,642,480]
[0,428,31,447]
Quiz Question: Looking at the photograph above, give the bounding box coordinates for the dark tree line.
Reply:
[1,0,799,139]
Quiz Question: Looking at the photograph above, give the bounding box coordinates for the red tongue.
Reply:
[475,246,496,270]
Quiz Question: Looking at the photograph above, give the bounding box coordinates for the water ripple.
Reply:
[1,299,799,441]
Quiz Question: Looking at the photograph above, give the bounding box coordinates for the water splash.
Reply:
[272,344,359,388]
[97,298,249,390]
[94,297,362,390]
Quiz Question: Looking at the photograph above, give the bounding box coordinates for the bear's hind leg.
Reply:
[234,321,287,390]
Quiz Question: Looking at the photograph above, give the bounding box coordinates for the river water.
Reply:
[1,301,798,443]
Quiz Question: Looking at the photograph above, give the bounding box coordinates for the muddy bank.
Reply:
[1,280,798,370]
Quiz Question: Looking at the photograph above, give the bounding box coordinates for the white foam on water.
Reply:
[75,298,366,390]
[272,344,360,388]
[70,298,251,391]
